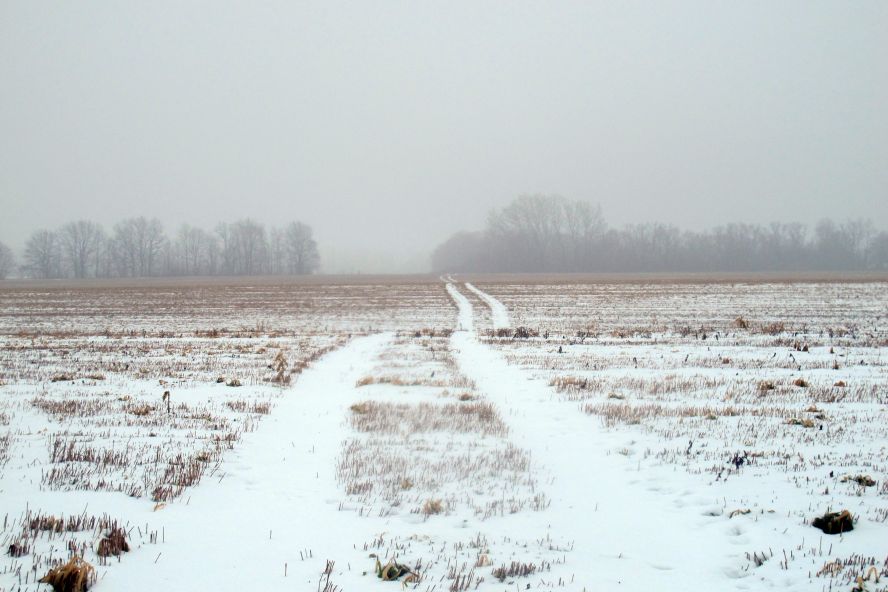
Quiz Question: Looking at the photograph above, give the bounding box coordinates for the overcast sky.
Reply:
[1,1,886,272]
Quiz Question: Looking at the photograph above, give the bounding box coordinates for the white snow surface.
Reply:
[99,332,394,591]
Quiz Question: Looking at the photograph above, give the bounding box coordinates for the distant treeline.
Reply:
[433,195,888,273]
[0,218,319,279]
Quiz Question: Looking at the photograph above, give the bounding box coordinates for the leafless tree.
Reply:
[232,219,267,275]
[434,195,886,273]
[112,217,166,277]
[175,224,218,276]
[60,220,105,278]
[283,221,320,274]
[268,227,286,275]
[0,241,15,279]
[22,230,62,278]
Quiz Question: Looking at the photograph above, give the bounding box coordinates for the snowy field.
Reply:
[0,276,886,592]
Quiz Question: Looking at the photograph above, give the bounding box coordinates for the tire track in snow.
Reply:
[446,282,473,332]
[464,282,510,330]
[102,333,393,591]
[445,283,732,591]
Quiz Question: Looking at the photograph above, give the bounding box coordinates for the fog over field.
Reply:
[2,6,888,590]
[1,2,887,274]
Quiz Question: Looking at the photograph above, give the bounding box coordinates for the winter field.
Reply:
[0,275,886,592]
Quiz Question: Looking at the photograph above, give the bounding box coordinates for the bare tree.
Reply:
[60,220,104,278]
[283,221,320,274]
[433,196,887,273]
[230,219,267,275]
[23,230,62,278]
[175,224,218,276]
[112,217,167,277]
[0,241,15,279]
[268,227,286,275]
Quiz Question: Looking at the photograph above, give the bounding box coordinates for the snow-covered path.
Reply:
[465,282,510,329]
[103,333,392,591]
[447,283,736,591]
[446,282,473,331]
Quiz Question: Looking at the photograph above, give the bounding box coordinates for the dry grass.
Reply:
[348,401,507,437]
[422,499,443,515]
[38,556,96,592]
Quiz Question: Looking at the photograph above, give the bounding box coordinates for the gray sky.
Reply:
[1,1,886,272]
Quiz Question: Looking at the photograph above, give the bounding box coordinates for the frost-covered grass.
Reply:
[0,279,454,591]
[0,277,885,591]
[476,279,888,589]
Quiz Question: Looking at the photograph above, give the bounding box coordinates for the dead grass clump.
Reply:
[760,321,786,335]
[51,373,75,383]
[550,375,594,392]
[128,403,154,416]
[96,527,130,557]
[8,541,29,557]
[841,475,876,487]
[374,557,415,581]
[422,499,443,515]
[411,327,453,338]
[457,392,477,401]
[513,327,538,339]
[812,510,854,535]
[786,418,815,428]
[350,402,371,414]
[733,316,749,329]
[834,380,847,387]
[39,556,96,592]
[758,380,776,392]
[355,376,375,387]
[226,378,242,387]
[226,400,271,414]
[492,561,538,582]
[270,350,290,385]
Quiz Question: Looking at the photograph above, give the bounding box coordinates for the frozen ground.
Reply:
[0,278,885,591]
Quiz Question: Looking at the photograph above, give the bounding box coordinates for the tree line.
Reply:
[0,217,320,279]
[432,195,888,273]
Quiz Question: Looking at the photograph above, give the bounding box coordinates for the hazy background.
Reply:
[1,1,886,273]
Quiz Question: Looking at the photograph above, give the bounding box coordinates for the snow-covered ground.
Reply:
[0,278,885,591]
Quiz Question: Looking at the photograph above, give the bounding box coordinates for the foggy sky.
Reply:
[1,1,886,273]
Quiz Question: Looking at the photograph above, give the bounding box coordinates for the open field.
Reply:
[0,276,885,591]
